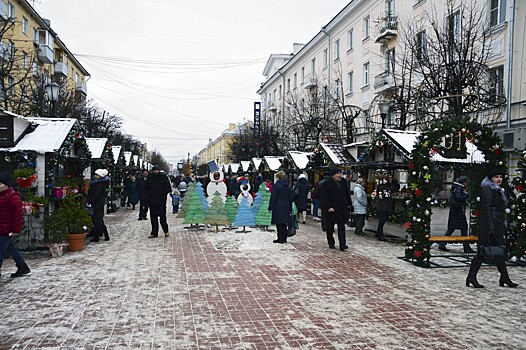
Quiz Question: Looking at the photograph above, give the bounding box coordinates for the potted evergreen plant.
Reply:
[44,196,93,252]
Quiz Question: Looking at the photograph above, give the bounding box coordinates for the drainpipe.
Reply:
[277,68,286,128]
[506,0,515,130]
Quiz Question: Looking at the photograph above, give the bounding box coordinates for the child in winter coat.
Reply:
[172,190,181,214]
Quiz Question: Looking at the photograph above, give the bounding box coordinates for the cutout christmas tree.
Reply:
[255,190,272,229]
[203,191,230,231]
[233,196,255,233]
[194,181,209,212]
[183,191,207,227]
[177,182,197,218]
[224,195,238,230]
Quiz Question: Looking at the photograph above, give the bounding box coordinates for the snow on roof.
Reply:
[382,129,485,163]
[123,151,132,166]
[133,154,139,166]
[264,156,284,171]
[320,143,354,165]
[240,161,251,172]
[230,163,240,173]
[112,146,122,164]
[85,138,108,159]
[288,151,313,169]
[5,117,77,154]
[252,157,262,170]
[222,164,229,173]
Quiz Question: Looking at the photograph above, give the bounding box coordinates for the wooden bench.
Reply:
[426,236,479,264]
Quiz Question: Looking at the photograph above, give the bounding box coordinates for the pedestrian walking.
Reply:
[178,179,188,198]
[311,180,321,221]
[0,173,31,278]
[353,178,367,236]
[87,169,110,242]
[122,174,132,208]
[127,175,139,210]
[172,189,181,214]
[323,167,351,251]
[292,174,309,224]
[317,173,330,231]
[145,165,172,238]
[438,176,474,253]
[136,169,149,220]
[466,168,518,288]
[268,171,292,244]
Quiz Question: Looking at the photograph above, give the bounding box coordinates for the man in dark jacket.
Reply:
[144,165,172,238]
[268,171,292,244]
[87,169,110,242]
[135,169,149,220]
[0,173,31,278]
[439,176,474,253]
[323,168,351,251]
[317,173,330,231]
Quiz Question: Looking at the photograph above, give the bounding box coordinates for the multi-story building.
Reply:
[197,123,239,167]
[257,0,526,165]
[0,0,89,113]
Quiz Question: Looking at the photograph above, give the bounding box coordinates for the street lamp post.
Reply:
[378,102,391,129]
[45,82,59,117]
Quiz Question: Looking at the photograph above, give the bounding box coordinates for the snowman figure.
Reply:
[237,176,253,205]
[206,169,228,203]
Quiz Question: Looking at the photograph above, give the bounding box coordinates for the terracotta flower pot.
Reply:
[67,233,86,252]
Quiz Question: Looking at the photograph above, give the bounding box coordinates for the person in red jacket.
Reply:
[0,173,31,278]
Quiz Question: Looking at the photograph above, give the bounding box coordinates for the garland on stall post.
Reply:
[508,149,526,260]
[404,117,507,265]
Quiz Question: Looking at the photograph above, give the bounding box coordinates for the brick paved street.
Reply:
[0,207,524,349]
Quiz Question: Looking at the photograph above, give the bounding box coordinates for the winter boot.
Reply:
[10,264,31,278]
[465,255,483,288]
[496,260,518,287]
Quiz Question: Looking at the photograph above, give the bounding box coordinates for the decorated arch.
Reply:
[404,117,507,265]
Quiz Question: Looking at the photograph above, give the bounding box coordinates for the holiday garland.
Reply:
[405,117,506,264]
[508,149,526,259]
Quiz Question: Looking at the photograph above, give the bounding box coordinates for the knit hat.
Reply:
[329,167,341,176]
[486,168,506,179]
[0,173,12,186]
[151,165,161,171]
[94,169,108,177]
[298,174,306,180]
[456,176,469,184]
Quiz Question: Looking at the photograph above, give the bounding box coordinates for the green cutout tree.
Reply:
[204,191,230,231]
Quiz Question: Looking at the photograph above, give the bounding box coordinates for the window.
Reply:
[286,79,290,92]
[387,49,395,74]
[22,51,28,69]
[386,0,395,17]
[335,79,341,98]
[311,58,316,76]
[347,71,353,93]
[301,67,305,83]
[448,10,461,44]
[22,17,28,35]
[293,73,297,89]
[490,0,506,27]
[416,30,427,61]
[7,76,14,96]
[488,65,504,104]
[7,40,14,59]
[75,72,79,83]
[347,28,353,50]
[363,62,370,86]
[278,85,282,99]
[272,89,276,103]
[7,2,14,18]
[323,49,328,67]
[335,39,340,60]
[363,16,370,39]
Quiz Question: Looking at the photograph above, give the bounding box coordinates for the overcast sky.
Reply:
[34,0,350,165]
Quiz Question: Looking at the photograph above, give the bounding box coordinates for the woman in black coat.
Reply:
[292,174,309,224]
[268,171,292,244]
[438,176,474,253]
[87,169,110,242]
[466,168,517,288]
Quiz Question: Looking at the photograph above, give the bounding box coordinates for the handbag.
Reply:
[287,216,297,237]
[479,231,508,262]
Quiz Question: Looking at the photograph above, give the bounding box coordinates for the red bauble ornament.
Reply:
[404,222,411,229]
[415,189,423,196]
[516,184,523,192]
[495,149,501,155]
[414,250,423,258]
[473,210,480,217]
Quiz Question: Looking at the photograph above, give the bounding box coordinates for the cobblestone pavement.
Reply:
[0,206,524,350]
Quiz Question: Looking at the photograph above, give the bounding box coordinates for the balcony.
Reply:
[54,62,68,77]
[374,71,395,91]
[302,74,317,89]
[37,44,54,64]
[374,16,398,44]
[76,81,87,95]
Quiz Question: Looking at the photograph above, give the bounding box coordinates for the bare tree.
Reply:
[229,119,282,161]
[392,0,505,130]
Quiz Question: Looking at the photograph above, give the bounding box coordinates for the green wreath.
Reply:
[404,117,507,265]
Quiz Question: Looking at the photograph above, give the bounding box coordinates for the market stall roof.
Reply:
[240,160,251,172]
[2,117,77,154]
[133,155,139,166]
[319,143,355,165]
[123,151,132,166]
[288,151,313,170]
[252,157,262,170]
[382,129,485,163]
[264,156,284,171]
[85,138,108,159]
[230,163,240,173]
[222,164,229,173]
[111,146,122,164]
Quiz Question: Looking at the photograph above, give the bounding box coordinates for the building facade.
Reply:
[257,0,525,164]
